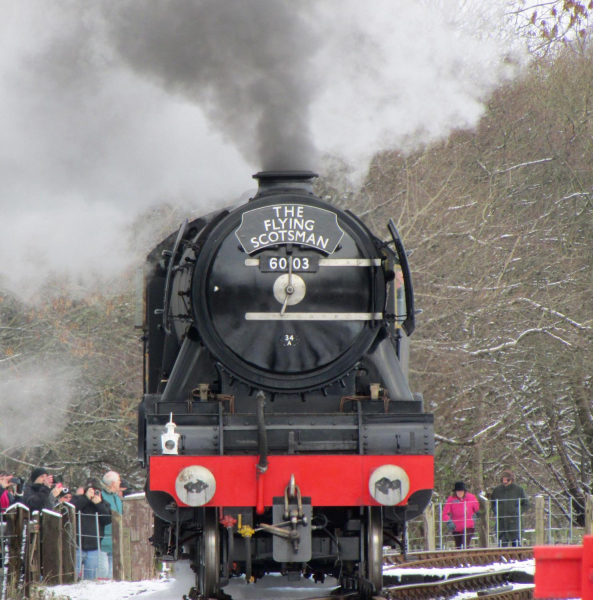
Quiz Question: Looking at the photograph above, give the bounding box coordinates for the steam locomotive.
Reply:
[138,171,434,599]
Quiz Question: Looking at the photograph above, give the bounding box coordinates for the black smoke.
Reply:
[107,0,321,170]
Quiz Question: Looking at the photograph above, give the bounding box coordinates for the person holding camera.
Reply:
[71,478,112,580]
[22,467,63,512]
[1,471,25,511]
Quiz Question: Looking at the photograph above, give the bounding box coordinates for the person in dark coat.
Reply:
[490,469,530,546]
[22,467,61,512]
[71,478,112,579]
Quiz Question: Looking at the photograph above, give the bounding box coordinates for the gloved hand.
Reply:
[446,519,456,532]
[472,511,480,524]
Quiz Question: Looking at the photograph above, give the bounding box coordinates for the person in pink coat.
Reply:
[442,481,480,549]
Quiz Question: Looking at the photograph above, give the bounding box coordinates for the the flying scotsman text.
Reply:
[235,204,344,254]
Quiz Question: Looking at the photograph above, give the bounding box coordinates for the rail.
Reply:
[382,569,533,600]
[385,547,533,568]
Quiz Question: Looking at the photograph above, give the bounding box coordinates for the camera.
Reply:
[58,487,70,498]
[9,476,24,495]
[53,475,64,485]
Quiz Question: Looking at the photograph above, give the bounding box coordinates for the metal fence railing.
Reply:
[404,494,593,552]
[75,511,110,580]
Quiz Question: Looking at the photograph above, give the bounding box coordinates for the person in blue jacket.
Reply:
[100,471,123,578]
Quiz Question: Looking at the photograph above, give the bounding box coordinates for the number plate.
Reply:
[259,255,319,273]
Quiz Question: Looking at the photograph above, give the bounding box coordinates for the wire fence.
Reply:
[75,511,110,580]
[405,494,593,552]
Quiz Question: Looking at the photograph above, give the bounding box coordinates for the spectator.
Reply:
[100,471,123,578]
[490,469,530,547]
[57,487,73,503]
[22,468,62,512]
[0,470,16,512]
[71,478,111,579]
[442,481,480,549]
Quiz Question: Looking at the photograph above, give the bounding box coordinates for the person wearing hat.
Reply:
[71,478,112,579]
[442,481,480,549]
[490,469,530,547]
[22,467,62,512]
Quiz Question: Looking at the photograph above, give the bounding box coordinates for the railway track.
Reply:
[382,568,533,600]
[197,549,535,600]
[243,569,534,600]
[384,547,534,569]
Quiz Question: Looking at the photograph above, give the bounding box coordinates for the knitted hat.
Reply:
[453,481,467,492]
[30,467,48,483]
[84,478,102,492]
[501,469,514,482]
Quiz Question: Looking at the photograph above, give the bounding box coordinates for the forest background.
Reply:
[0,1,592,517]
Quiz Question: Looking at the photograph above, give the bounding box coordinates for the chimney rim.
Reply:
[252,170,318,182]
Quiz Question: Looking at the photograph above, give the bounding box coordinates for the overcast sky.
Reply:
[0,0,525,299]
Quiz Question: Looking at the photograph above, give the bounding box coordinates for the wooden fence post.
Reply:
[111,511,125,581]
[41,510,62,585]
[59,503,77,583]
[3,504,30,600]
[535,495,545,545]
[122,495,155,581]
[585,494,593,536]
[26,515,41,588]
[423,502,436,551]
[478,496,490,548]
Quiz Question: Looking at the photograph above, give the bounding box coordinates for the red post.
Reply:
[582,536,593,600]
[534,536,593,599]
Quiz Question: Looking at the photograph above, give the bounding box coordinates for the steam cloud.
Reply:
[0,362,77,450]
[0,0,525,298]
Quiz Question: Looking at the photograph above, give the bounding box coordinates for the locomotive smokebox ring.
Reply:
[273,273,306,307]
[189,191,386,392]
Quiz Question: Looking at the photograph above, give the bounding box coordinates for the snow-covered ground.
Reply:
[48,563,340,600]
[48,560,535,600]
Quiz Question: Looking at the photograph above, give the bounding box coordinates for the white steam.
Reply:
[0,362,77,450]
[0,0,526,298]
[312,0,524,174]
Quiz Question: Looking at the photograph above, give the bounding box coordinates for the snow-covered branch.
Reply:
[517,297,591,331]
[0,353,22,363]
[469,327,572,355]
[496,157,555,173]
[435,433,475,446]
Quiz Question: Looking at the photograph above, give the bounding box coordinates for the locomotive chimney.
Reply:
[252,170,318,198]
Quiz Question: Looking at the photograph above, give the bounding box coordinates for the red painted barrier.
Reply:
[535,536,593,599]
